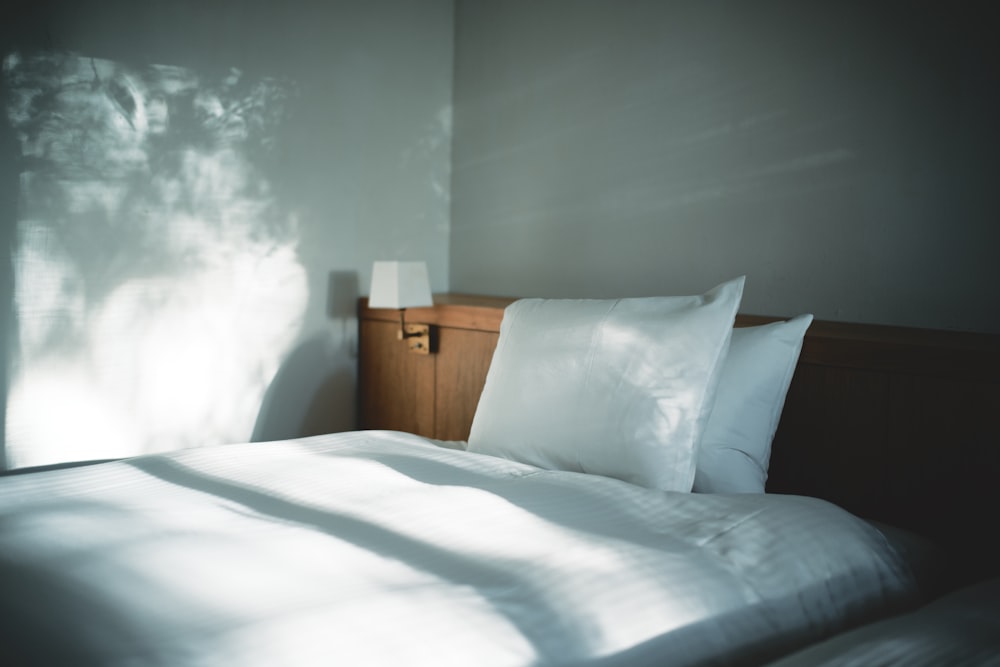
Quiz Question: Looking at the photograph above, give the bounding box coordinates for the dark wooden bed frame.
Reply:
[359,294,1000,586]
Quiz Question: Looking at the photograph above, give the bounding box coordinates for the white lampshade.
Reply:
[369,261,433,309]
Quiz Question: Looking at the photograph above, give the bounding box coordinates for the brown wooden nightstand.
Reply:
[357,293,513,441]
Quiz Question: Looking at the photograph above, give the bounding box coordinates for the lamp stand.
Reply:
[397,309,432,355]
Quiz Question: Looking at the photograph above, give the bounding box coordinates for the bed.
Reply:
[765,577,1000,666]
[2,277,998,666]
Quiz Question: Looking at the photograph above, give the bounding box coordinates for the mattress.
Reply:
[0,430,929,666]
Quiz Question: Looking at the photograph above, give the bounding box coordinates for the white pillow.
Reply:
[467,277,745,492]
[693,314,814,494]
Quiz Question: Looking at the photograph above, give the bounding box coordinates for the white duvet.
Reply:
[767,578,1000,666]
[0,431,924,666]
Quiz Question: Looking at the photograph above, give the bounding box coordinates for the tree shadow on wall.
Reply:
[0,75,19,470]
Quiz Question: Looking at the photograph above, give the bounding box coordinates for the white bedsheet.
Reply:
[766,578,1000,666]
[0,431,924,666]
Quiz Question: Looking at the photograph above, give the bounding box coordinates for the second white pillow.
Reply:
[693,314,814,494]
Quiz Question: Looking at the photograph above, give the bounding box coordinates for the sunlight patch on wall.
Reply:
[4,52,308,468]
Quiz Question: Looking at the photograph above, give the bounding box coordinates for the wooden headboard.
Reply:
[359,294,1000,583]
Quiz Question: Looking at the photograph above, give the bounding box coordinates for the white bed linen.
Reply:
[766,578,1000,666]
[0,431,924,667]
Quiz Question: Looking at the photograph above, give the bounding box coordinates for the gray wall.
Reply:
[450,1,1000,333]
[1,0,453,466]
